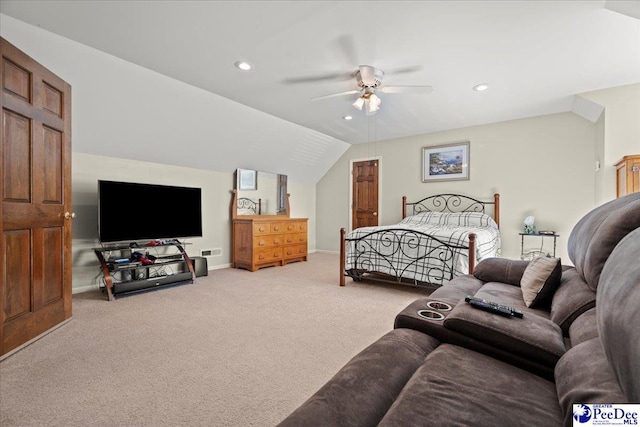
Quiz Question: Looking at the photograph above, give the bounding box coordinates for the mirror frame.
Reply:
[232,169,289,217]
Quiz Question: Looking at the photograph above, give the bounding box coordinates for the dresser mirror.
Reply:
[235,169,287,215]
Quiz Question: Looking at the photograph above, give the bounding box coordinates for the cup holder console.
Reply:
[417,309,445,321]
[426,301,452,311]
[416,300,454,321]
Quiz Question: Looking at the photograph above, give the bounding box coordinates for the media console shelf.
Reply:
[94,242,196,301]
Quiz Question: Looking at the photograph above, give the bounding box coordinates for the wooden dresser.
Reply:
[232,217,308,271]
[231,190,308,271]
[615,154,640,198]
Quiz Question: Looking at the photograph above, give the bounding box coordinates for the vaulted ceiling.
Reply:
[1,1,638,178]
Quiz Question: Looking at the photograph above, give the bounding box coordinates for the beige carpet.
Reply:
[0,252,431,426]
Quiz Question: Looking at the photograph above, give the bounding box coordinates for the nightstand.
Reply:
[519,232,559,260]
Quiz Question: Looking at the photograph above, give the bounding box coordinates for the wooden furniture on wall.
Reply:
[615,155,640,198]
[231,190,308,271]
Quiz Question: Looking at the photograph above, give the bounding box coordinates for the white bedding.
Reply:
[344,211,501,285]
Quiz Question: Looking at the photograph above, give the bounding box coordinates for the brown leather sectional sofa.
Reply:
[279,192,640,427]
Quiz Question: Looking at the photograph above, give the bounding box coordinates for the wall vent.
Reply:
[201,248,222,257]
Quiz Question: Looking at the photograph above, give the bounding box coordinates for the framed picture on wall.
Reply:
[238,168,257,190]
[422,141,470,182]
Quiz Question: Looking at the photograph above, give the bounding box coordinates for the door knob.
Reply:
[373,212,378,216]
[64,212,76,220]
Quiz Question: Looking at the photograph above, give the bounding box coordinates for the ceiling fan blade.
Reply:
[310,90,360,101]
[379,85,433,94]
[388,65,423,75]
[283,72,353,84]
[335,34,359,66]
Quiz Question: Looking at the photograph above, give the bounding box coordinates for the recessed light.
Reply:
[343,115,353,120]
[234,61,252,71]
[473,83,489,91]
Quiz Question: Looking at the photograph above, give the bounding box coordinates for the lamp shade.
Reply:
[353,97,365,110]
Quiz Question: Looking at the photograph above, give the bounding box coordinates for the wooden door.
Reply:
[1,38,72,357]
[352,160,379,229]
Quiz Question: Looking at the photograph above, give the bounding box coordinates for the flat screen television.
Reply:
[98,180,203,243]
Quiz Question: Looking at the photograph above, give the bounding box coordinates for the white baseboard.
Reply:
[314,249,340,255]
[209,263,231,271]
[73,284,100,294]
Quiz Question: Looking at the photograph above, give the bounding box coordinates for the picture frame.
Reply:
[422,141,470,182]
[238,168,257,191]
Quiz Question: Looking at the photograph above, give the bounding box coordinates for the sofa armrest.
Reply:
[550,268,596,335]
[277,328,439,427]
[472,258,530,286]
[555,338,628,426]
[443,301,566,368]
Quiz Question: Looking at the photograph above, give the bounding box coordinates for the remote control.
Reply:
[465,296,524,318]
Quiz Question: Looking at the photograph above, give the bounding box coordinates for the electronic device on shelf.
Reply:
[538,230,556,235]
[94,243,196,301]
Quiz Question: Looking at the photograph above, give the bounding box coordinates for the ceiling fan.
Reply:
[310,65,433,115]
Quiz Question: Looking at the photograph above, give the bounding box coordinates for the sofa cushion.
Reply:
[555,338,627,426]
[568,307,598,347]
[473,257,530,285]
[443,300,566,368]
[597,229,640,402]
[430,274,484,300]
[520,256,562,307]
[277,328,439,427]
[473,282,548,317]
[567,192,640,291]
[378,344,562,426]
[550,268,596,335]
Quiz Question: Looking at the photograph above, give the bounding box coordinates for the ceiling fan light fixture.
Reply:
[368,93,381,112]
[353,97,365,110]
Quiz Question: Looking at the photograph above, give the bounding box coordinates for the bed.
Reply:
[339,193,501,287]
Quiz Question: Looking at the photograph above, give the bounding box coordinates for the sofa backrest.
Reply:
[567,192,640,291]
[597,227,640,402]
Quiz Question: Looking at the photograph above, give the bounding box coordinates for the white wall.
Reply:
[316,112,596,263]
[578,83,640,204]
[72,153,316,293]
[0,14,321,293]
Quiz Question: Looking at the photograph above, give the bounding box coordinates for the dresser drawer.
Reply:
[254,234,283,248]
[270,222,285,234]
[283,244,307,259]
[255,247,283,263]
[286,221,307,233]
[253,222,271,235]
[284,233,307,245]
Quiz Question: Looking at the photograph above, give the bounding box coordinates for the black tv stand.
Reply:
[93,241,196,301]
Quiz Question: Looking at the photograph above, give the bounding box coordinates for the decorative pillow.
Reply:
[520,256,562,307]
[473,257,530,286]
